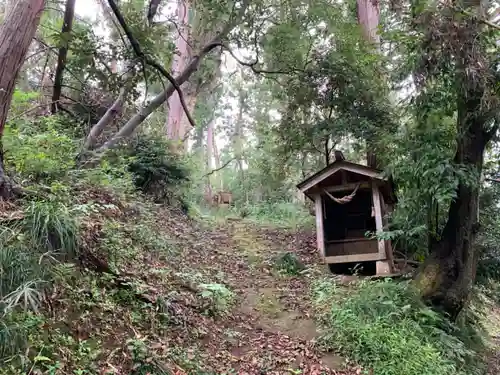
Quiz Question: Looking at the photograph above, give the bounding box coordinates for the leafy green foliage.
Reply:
[4,116,77,182]
[273,252,305,275]
[126,135,191,204]
[312,279,486,375]
[198,283,234,316]
[0,312,45,363]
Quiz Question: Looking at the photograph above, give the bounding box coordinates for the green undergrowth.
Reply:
[312,279,488,375]
[0,114,215,373]
[193,200,314,230]
[0,194,230,373]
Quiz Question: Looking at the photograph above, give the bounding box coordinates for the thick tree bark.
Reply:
[0,0,45,198]
[51,0,76,114]
[414,112,487,320]
[356,0,380,48]
[166,0,225,151]
[414,2,494,318]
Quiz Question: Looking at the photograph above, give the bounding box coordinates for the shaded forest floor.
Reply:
[106,204,362,374]
[5,192,500,374]
[28,193,362,375]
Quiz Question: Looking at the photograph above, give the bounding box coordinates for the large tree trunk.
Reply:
[0,0,45,199]
[414,112,487,320]
[98,0,120,74]
[165,0,225,151]
[414,1,493,319]
[51,0,76,114]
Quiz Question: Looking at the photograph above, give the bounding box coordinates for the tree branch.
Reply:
[94,0,250,153]
[221,44,305,75]
[106,0,197,129]
[203,158,236,177]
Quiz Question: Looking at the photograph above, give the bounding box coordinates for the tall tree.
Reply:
[51,0,76,114]
[0,0,46,198]
[357,0,380,168]
[165,0,192,146]
[413,0,499,318]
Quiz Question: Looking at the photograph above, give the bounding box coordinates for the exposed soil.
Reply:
[142,210,360,374]
[44,200,500,374]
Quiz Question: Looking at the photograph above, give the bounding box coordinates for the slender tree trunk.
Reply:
[83,84,129,150]
[0,0,45,198]
[51,0,76,114]
[211,124,223,191]
[165,0,192,144]
[82,65,135,151]
[234,88,246,180]
[39,49,52,114]
[357,0,380,168]
[205,118,214,202]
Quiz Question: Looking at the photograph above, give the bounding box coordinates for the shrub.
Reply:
[198,283,234,316]
[312,279,486,375]
[3,116,77,182]
[126,135,190,204]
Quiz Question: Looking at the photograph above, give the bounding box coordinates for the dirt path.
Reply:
[151,211,359,374]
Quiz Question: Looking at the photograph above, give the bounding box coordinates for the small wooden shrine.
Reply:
[296,151,396,275]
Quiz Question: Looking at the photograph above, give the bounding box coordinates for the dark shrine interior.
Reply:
[323,188,377,276]
[322,188,376,242]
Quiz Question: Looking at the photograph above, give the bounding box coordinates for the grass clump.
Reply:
[273,252,305,276]
[0,198,80,363]
[23,200,78,257]
[312,279,486,375]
